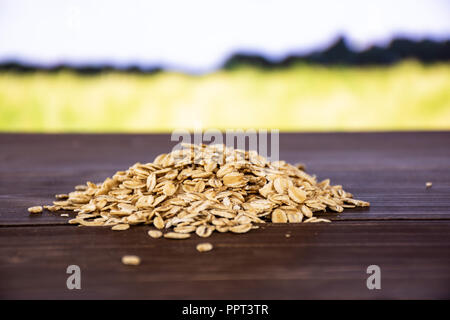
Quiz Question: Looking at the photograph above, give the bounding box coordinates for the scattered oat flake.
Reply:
[164,232,191,239]
[426,182,432,188]
[148,230,163,238]
[272,209,287,223]
[60,213,69,217]
[121,255,141,266]
[28,206,43,214]
[230,223,252,234]
[315,218,331,223]
[196,243,213,252]
[196,225,214,237]
[111,224,130,231]
[153,215,165,229]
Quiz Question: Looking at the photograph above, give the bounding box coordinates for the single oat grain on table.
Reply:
[148,230,163,238]
[121,255,141,266]
[27,206,43,214]
[196,243,213,252]
[34,143,369,240]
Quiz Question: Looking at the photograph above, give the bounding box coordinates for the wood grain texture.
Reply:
[1,222,449,299]
[1,132,450,225]
[0,133,449,299]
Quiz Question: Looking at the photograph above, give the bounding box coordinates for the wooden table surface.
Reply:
[1,132,449,299]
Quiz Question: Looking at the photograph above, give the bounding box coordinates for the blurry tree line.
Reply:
[224,37,450,69]
[0,36,449,75]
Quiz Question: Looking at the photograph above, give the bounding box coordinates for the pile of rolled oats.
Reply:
[35,144,369,239]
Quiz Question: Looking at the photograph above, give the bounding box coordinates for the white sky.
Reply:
[0,0,449,72]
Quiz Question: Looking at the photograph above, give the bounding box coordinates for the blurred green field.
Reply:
[0,61,449,132]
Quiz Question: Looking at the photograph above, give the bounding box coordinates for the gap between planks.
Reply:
[1,217,450,229]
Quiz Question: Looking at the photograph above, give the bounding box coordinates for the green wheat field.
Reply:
[1,61,449,132]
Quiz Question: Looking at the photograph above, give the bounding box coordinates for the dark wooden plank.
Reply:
[1,132,450,225]
[1,221,449,299]
[2,133,448,299]
[0,134,176,225]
